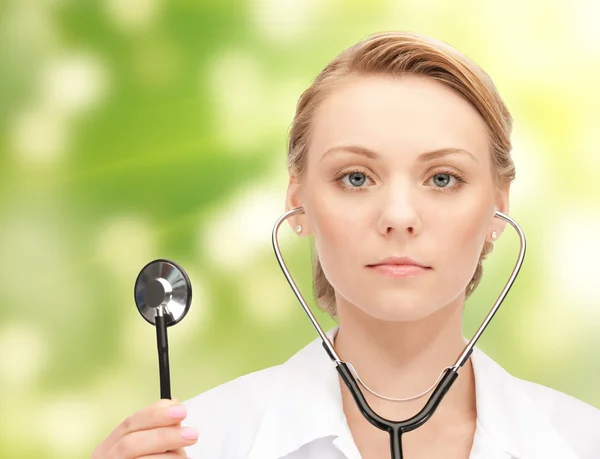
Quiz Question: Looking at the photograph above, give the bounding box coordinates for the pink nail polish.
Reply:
[167,405,187,419]
[180,426,199,440]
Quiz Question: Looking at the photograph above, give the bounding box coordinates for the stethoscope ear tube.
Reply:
[455,211,526,368]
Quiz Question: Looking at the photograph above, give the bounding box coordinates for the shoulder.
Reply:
[514,376,600,457]
[514,376,600,420]
[182,363,284,458]
[184,362,283,414]
[472,347,600,458]
[181,333,334,458]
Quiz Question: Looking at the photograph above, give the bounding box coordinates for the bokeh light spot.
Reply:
[0,322,47,392]
[105,0,163,31]
[208,50,267,153]
[38,397,98,456]
[40,52,109,117]
[547,209,600,317]
[253,0,322,41]
[10,105,69,164]
[201,182,290,272]
[96,216,155,280]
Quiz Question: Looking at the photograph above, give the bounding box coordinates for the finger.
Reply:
[107,425,198,459]
[137,450,187,459]
[119,400,187,436]
[99,400,186,456]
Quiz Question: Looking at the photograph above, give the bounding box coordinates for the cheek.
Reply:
[304,189,373,286]
[308,194,361,257]
[430,197,491,276]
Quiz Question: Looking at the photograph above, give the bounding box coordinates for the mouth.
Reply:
[366,257,432,279]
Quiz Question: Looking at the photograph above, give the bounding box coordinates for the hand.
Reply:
[92,399,197,458]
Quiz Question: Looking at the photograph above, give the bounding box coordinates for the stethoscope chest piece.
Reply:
[134,258,192,399]
[134,259,192,326]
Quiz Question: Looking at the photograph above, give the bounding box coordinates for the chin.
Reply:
[362,304,440,323]
[349,291,447,323]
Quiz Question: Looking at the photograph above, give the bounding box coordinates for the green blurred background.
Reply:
[1,0,599,457]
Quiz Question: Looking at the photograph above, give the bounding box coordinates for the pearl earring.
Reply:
[295,225,303,234]
[491,230,497,240]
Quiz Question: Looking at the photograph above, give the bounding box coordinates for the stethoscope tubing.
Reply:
[272,207,526,458]
[156,308,172,399]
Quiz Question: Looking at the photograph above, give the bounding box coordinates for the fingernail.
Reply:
[167,405,187,419]
[180,426,199,440]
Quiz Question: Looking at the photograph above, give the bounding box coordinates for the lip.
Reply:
[366,257,431,279]
[368,256,430,268]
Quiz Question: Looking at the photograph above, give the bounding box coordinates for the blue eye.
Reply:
[334,169,373,191]
[345,172,367,187]
[432,173,453,188]
[430,172,465,189]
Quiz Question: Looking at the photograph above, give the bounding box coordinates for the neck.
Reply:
[333,296,476,421]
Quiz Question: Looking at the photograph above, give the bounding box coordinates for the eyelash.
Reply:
[333,168,375,192]
[428,168,467,191]
[333,168,467,192]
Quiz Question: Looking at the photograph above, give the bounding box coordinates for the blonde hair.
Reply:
[287,32,515,317]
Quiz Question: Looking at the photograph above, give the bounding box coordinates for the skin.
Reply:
[91,399,197,459]
[286,74,510,458]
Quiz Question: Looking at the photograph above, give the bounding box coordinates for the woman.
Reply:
[92,32,600,459]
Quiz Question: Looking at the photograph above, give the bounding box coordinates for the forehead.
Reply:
[309,75,490,162]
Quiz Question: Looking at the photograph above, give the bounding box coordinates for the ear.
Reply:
[488,184,510,242]
[285,175,312,237]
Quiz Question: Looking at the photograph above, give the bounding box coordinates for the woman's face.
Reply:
[287,75,508,322]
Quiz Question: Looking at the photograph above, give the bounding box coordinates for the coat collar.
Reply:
[470,346,579,459]
[247,327,348,459]
[248,328,580,459]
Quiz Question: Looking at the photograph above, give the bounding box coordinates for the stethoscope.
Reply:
[271,206,526,459]
[133,259,193,400]
[131,208,525,459]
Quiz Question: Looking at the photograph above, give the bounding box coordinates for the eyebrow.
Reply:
[320,145,478,163]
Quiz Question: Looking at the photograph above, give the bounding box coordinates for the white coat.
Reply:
[184,328,600,458]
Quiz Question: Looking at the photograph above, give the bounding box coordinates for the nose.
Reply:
[375,183,422,237]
